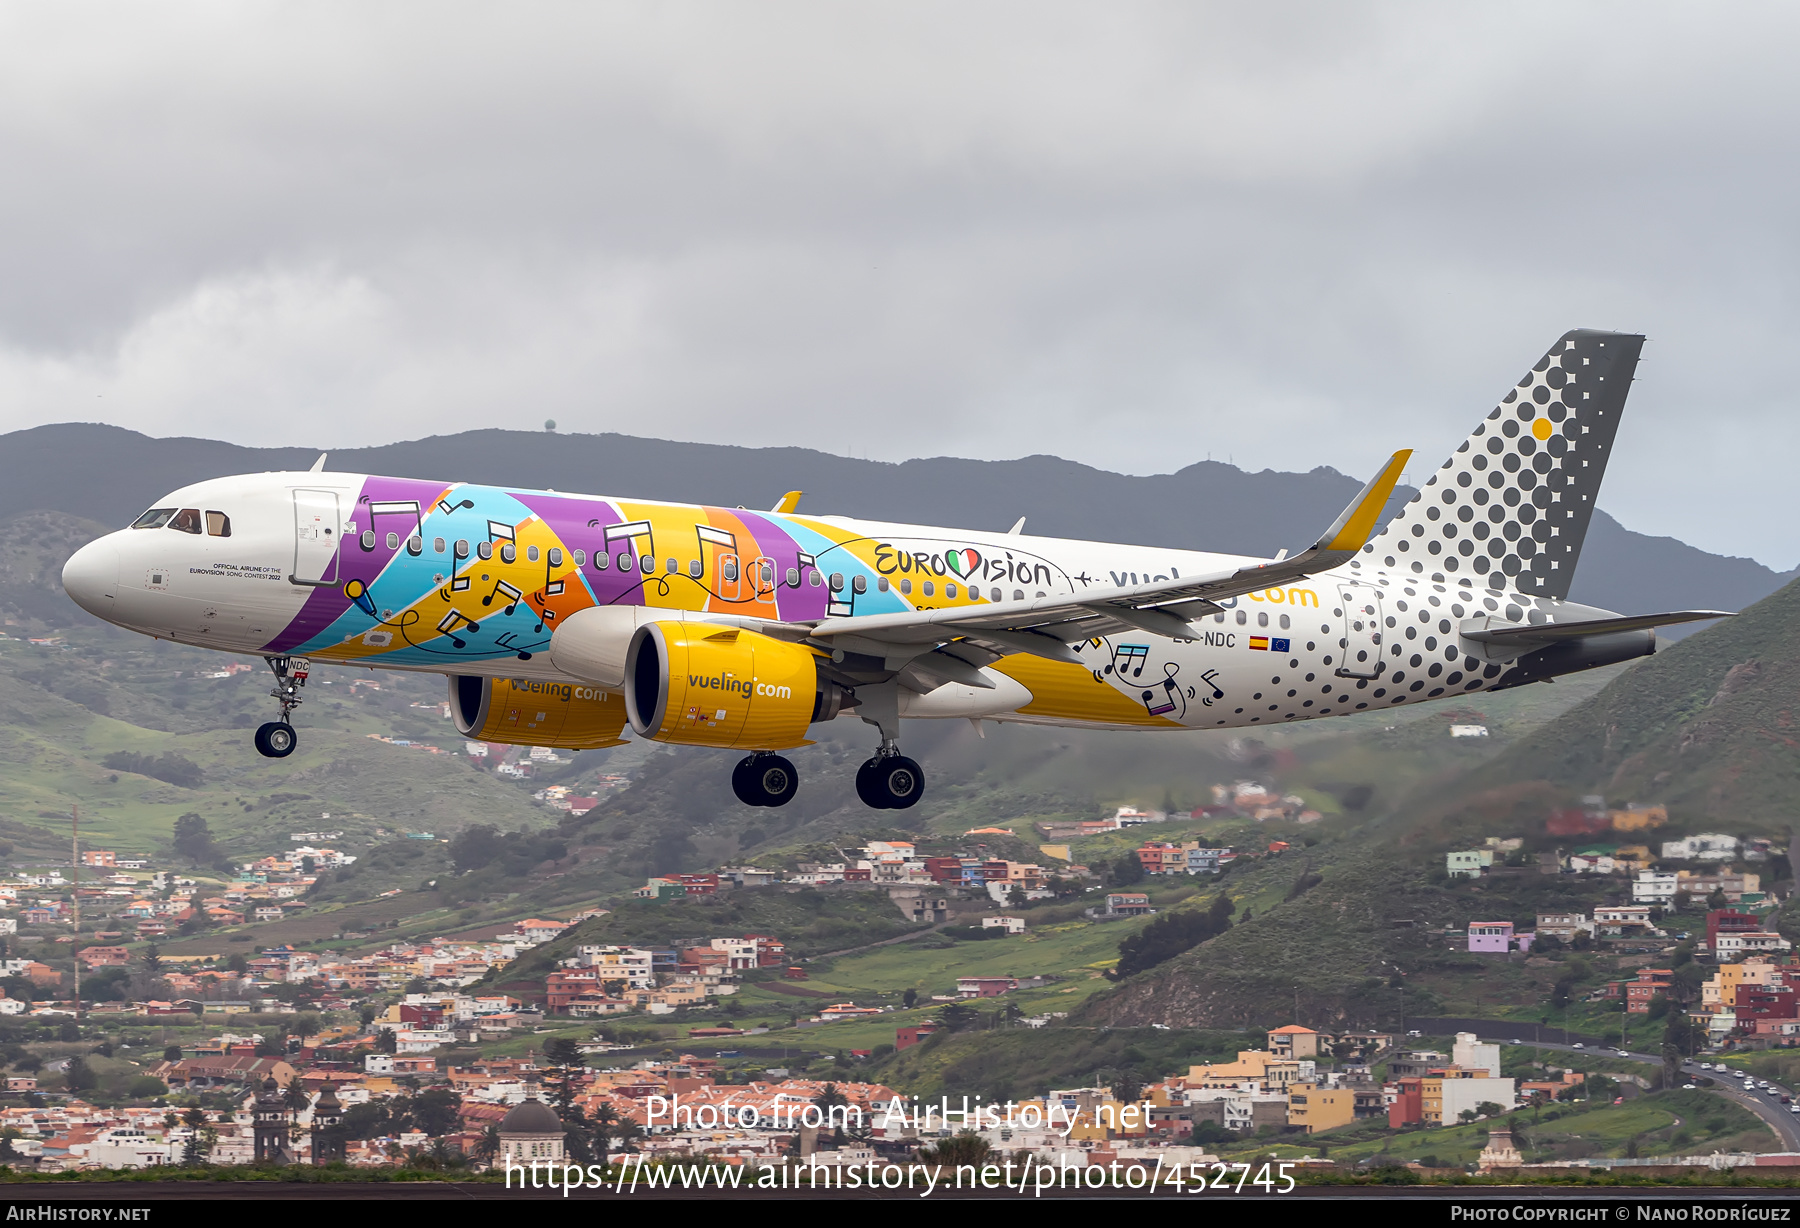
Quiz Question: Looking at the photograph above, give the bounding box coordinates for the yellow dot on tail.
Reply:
[1532,418,1553,440]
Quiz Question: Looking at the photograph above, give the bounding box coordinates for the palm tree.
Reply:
[590,1102,618,1168]
[473,1124,501,1166]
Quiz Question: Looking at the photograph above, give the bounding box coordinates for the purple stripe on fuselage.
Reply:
[264,476,446,653]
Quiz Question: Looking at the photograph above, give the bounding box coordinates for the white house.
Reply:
[1660,834,1740,862]
[1632,871,1679,904]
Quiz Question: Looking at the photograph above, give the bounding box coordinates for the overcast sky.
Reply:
[2,3,1797,566]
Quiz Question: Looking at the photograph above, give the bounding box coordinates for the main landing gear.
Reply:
[855,745,924,810]
[732,753,799,807]
[254,655,309,759]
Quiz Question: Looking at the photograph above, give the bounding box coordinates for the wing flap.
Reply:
[1461,610,1733,643]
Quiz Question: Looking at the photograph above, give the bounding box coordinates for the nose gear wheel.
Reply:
[256,656,310,759]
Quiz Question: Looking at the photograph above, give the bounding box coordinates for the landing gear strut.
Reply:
[255,655,309,759]
[732,753,799,807]
[856,744,924,810]
[849,682,925,809]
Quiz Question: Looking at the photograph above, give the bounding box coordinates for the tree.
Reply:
[902,988,918,1009]
[180,1107,215,1165]
[1110,853,1145,887]
[141,945,163,976]
[935,1003,979,1033]
[162,1044,181,1062]
[375,1029,397,1054]
[917,1133,992,1165]
[172,814,219,866]
[292,1013,321,1050]
[474,1124,501,1165]
[1475,1101,1504,1118]
[542,1037,587,1115]
[590,1102,618,1168]
[63,1056,97,1094]
[1109,894,1234,980]
[409,1087,462,1136]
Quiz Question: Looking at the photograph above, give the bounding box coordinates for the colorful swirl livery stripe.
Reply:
[267,478,1065,666]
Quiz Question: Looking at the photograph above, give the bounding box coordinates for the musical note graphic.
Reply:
[436,497,476,515]
[1143,661,1189,718]
[1104,643,1150,679]
[696,523,737,551]
[436,610,480,648]
[482,579,523,612]
[1198,668,1224,706]
[362,500,423,547]
[604,520,653,571]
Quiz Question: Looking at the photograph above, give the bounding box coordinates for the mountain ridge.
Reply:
[6,422,1792,631]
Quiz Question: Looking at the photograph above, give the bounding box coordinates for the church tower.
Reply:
[252,1075,294,1163]
[311,1081,347,1164]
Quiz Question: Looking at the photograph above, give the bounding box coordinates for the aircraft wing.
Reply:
[807,449,1411,665]
[1460,610,1733,643]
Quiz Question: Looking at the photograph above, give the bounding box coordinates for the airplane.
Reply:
[61,329,1729,810]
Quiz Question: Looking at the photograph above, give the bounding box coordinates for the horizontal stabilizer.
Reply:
[1461,610,1733,644]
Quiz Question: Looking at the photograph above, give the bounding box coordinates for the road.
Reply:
[1496,1035,1800,1150]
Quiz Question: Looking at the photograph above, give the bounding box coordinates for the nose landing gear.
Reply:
[255,655,309,759]
[732,753,799,807]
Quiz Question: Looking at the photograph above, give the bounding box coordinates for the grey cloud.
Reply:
[0,2,1796,565]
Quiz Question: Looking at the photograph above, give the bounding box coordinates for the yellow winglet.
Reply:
[1321,449,1411,553]
[771,491,803,514]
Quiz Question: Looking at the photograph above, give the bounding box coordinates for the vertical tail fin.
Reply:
[1367,328,1643,599]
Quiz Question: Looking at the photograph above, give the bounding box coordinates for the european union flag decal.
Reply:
[1271,638,1290,653]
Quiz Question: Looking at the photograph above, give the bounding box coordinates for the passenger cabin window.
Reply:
[548,548,563,567]
[454,539,470,559]
[1257,611,1268,627]
[571,549,584,567]
[478,541,493,560]
[851,574,866,594]
[829,573,843,592]
[1235,609,1247,625]
[808,570,821,586]
[169,508,203,534]
[901,578,912,595]
[387,532,400,550]
[131,508,176,529]
[688,559,702,578]
[722,559,739,582]
[527,545,539,562]
[877,576,889,592]
[205,511,231,537]
[944,582,956,598]
[923,581,935,597]
[786,567,800,587]
[434,537,446,554]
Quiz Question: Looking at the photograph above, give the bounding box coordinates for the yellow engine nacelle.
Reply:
[623,622,844,750]
[448,675,630,749]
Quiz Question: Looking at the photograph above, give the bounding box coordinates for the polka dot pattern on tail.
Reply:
[1369,329,1643,600]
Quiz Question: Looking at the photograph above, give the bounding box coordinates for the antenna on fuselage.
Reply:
[309,454,328,472]
[1007,517,1026,535]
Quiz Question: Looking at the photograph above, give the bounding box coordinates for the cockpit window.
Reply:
[205,511,231,537]
[168,508,203,534]
[130,508,176,530]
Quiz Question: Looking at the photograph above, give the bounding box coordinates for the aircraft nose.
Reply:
[62,536,119,620]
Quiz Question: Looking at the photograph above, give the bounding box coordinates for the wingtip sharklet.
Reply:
[1320,449,1411,554]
